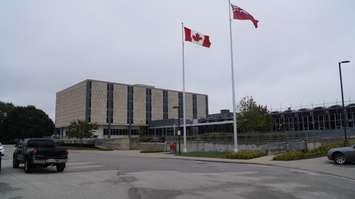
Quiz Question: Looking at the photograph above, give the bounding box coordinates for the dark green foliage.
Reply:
[180,150,267,160]
[224,150,267,159]
[0,102,54,143]
[66,120,98,139]
[238,96,272,133]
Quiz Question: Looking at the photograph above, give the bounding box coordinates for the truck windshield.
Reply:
[27,140,55,148]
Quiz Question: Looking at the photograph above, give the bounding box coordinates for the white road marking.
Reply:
[69,165,104,169]
[67,162,95,166]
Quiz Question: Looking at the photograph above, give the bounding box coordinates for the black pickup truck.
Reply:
[13,138,68,173]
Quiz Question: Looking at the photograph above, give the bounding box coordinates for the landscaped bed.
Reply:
[179,150,267,160]
[273,140,355,161]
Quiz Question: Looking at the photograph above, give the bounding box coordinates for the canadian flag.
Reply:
[184,27,211,48]
[231,4,259,28]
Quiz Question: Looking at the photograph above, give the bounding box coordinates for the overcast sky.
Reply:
[1,0,354,120]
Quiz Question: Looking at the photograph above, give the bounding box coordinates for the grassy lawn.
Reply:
[273,140,355,161]
[65,146,113,151]
[179,150,267,160]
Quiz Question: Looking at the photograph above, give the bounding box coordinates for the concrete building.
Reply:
[55,79,208,138]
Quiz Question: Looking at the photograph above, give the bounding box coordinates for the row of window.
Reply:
[272,113,355,131]
[86,81,204,124]
[103,128,139,136]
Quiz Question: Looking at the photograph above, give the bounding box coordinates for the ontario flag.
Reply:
[231,4,259,28]
[184,27,211,48]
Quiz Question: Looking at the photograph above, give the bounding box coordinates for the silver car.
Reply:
[0,143,4,155]
[327,144,355,165]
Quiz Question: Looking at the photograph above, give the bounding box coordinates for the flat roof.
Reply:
[57,79,208,96]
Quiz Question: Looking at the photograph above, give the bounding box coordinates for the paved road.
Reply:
[1,146,355,199]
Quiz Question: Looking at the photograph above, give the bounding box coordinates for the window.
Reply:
[146,88,152,124]
[163,90,168,119]
[193,94,197,119]
[127,86,134,124]
[106,83,114,124]
[86,81,92,122]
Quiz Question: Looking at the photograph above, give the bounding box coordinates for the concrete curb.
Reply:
[150,154,355,182]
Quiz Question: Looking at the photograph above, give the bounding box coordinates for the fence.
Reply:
[164,128,355,152]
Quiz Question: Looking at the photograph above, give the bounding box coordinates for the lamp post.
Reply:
[338,60,350,145]
[173,105,181,154]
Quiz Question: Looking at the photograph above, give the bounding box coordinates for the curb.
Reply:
[152,155,355,182]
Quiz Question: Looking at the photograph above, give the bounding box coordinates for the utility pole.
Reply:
[338,60,351,145]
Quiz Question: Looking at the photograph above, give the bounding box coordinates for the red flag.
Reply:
[184,27,211,48]
[231,4,259,28]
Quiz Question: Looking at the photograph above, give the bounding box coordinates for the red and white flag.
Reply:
[184,27,211,48]
[231,4,259,28]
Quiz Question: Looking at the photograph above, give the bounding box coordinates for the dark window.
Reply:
[178,92,183,119]
[86,80,92,122]
[193,94,197,119]
[127,86,134,124]
[146,88,152,124]
[106,83,114,123]
[205,95,209,116]
[163,90,168,120]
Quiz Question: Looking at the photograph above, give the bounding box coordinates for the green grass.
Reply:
[273,140,355,161]
[65,146,113,151]
[140,150,164,153]
[179,150,267,160]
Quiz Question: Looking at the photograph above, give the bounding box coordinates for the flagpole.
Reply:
[181,22,187,153]
[228,0,238,152]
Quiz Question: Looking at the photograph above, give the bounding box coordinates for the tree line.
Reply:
[0,101,54,143]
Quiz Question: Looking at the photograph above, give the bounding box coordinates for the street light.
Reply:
[338,60,351,145]
[172,105,181,154]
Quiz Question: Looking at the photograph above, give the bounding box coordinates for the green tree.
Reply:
[66,120,98,139]
[0,102,55,143]
[237,96,272,133]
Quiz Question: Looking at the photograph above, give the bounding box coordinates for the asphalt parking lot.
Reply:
[1,145,355,199]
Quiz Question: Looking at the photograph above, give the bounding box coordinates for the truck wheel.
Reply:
[56,163,65,172]
[13,157,19,168]
[24,160,32,173]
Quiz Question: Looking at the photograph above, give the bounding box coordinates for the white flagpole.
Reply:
[228,0,238,152]
[181,22,187,152]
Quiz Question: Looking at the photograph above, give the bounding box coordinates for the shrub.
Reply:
[224,150,267,159]
[180,150,267,160]
[273,141,353,161]
[273,151,305,161]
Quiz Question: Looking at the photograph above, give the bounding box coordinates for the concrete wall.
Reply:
[197,95,207,119]
[151,89,163,121]
[113,84,127,125]
[168,141,316,153]
[90,81,107,125]
[55,79,208,130]
[55,81,86,128]
[168,91,179,119]
[133,86,146,125]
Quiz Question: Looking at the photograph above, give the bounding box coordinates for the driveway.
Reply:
[1,146,355,199]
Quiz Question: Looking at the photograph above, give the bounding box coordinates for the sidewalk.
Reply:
[126,150,355,180]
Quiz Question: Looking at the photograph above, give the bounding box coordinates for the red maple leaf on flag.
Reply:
[192,33,203,42]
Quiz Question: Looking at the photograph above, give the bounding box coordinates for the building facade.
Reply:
[55,80,208,138]
[147,105,355,138]
[271,104,355,132]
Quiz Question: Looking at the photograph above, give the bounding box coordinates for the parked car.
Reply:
[13,138,68,173]
[327,144,355,165]
[0,143,4,155]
